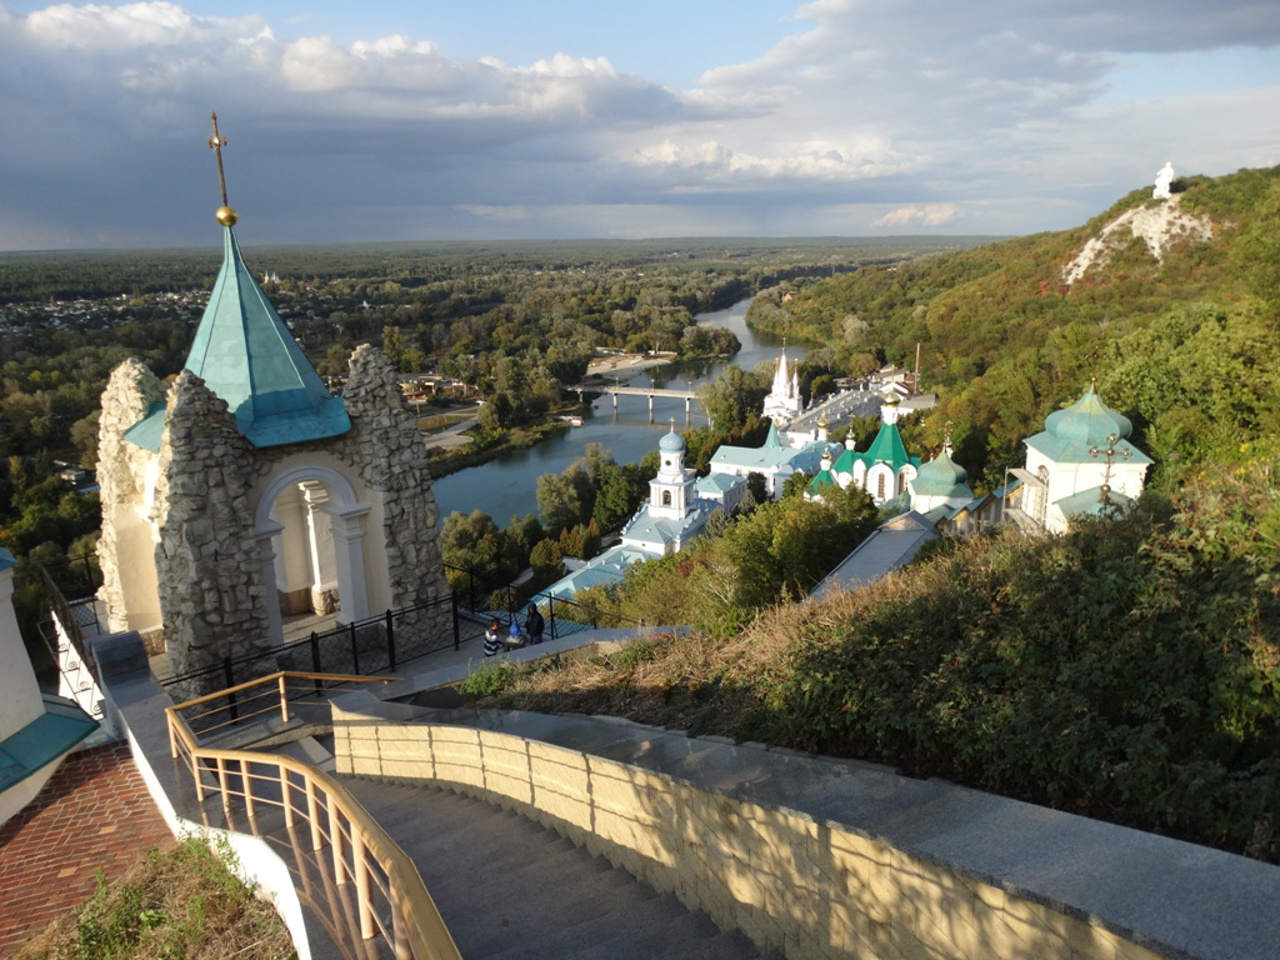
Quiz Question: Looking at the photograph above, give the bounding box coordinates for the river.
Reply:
[431,297,807,524]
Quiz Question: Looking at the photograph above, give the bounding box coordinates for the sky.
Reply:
[1,0,1278,250]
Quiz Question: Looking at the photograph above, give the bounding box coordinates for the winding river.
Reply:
[431,297,807,524]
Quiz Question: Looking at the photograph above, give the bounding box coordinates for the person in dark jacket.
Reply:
[525,604,545,644]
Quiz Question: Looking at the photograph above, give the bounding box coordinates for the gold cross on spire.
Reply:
[207,111,238,226]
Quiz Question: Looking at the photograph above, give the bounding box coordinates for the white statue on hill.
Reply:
[1153,162,1174,200]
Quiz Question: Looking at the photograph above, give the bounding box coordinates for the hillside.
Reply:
[469,168,1280,863]
[748,165,1280,489]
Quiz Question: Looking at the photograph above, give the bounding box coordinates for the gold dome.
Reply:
[215,205,239,227]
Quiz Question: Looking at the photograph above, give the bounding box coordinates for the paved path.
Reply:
[0,743,171,957]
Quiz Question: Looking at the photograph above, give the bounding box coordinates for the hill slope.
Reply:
[749,165,1280,488]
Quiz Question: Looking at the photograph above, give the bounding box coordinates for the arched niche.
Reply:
[253,464,372,645]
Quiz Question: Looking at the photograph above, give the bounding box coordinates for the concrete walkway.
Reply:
[0,742,171,956]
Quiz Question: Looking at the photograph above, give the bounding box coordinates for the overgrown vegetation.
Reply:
[13,837,295,960]
[476,453,1280,861]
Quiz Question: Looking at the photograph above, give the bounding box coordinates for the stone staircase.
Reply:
[271,735,768,960]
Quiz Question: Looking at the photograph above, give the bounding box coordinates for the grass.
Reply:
[13,837,295,960]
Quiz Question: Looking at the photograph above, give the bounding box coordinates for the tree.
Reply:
[536,472,584,536]
[529,538,564,588]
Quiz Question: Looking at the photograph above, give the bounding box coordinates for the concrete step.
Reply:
[338,776,763,960]
[274,735,336,774]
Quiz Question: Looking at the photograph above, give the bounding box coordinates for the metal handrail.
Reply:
[167,672,462,960]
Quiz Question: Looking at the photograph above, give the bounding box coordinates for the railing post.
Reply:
[385,609,396,671]
[306,779,323,852]
[330,802,346,883]
[548,596,557,641]
[392,898,412,960]
[352,832,375,940]
[278,674,290,724]
[349,621,360,675]
[310,631,321,673]
[224,658,239,721]
[451,593,460,650]
[282,767,294,829]
[243,759,256,820]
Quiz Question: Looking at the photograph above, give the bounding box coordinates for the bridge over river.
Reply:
[571,382,702,418]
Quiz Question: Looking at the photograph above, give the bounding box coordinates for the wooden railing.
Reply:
[167,671,462,960]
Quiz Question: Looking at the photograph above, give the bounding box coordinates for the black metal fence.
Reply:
[445,562,642,639]
[161,594,461,705]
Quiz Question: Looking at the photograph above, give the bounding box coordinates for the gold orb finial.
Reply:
[215,205,239,227]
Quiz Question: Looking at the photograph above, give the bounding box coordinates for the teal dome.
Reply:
[911,445,972,498]
[659,427,685,453]
[1044,384,1132,447]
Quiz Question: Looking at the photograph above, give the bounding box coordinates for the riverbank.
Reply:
[584,352,677,382]
[427,418,574,485]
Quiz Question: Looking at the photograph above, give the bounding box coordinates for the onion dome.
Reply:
[1044,383,1133,447]
[659,425,685,453]
[911,443,971,498]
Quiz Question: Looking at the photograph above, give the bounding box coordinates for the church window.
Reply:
[876,473,886,501]
[662,491,672,507]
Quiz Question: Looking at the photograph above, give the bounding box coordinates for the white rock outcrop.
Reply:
[1061,194,1212,287]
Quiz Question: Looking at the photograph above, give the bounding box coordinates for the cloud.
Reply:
[0,1,1276,248]
[872,204,961,228]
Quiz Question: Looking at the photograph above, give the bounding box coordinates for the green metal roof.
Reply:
[833,423,921,475]
[178,227,349,448]
[1025,385,1151,466]
[0,695,97,792]
[911,446,973,499]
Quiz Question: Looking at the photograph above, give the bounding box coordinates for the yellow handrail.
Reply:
[167,672,461,960]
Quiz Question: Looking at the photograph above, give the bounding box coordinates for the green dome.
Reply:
[1045,384,1132,447]
[911,445,972,499]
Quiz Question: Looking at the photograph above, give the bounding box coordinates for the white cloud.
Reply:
[873,204,961,228]
[0,0,1276,248]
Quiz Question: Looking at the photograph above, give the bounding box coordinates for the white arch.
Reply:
[253,464,372,644]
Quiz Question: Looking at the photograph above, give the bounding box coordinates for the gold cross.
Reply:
[207,111,229,207]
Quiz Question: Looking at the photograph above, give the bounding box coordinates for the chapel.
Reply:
[95,131,449,682]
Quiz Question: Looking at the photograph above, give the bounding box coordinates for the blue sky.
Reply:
[1,0,1277,250]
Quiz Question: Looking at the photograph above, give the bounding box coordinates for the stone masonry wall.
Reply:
[153,372,271,679]
[333,709,1163,960]
[96,358,167,634]
[332,345,450,610]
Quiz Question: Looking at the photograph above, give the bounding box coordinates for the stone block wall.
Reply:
[332,709,1162,960]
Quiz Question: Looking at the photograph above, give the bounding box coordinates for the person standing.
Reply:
[483,618,504,657]
[525,604,545,645]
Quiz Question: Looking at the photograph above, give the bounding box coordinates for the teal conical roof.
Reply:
[864,423,912,471]
[182,227,350,447]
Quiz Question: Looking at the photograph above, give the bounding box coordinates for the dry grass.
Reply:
[13,837,295,960]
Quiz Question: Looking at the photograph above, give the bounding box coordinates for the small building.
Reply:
[1008,382,1152,535]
